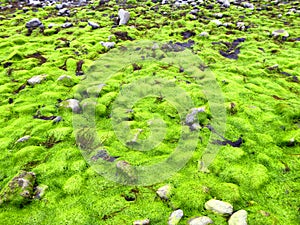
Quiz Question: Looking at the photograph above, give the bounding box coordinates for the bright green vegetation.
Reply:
[0,1,299,224]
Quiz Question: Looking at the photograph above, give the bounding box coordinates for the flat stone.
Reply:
[27,74,47,86]
[25,18,43,29]
[272,29,289,38]
[188,216,213,225]
[88,21,100,29]
[61,22,73,28]
[100,41,116,48]
[204,199,233,215]
[228,210,248,225]
[16,135,31,143]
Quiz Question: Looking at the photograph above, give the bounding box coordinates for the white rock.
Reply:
[200,31,209,37]
[168,209,183,225]
[100,41,116,48]
[27,74,47,86]
[237,22,245,31]
[204,199,233,215]
[223,0,230,8]
[211,19,222,26]
[133,219,150,225]
[16,135,31,143]
[228,210,248,225]
[188,216,213,225]
[118,9,130,25]
[156,184,172,200]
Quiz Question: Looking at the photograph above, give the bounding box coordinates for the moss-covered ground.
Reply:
[0,0,299,224]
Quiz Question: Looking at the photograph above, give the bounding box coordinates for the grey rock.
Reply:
[188,216,213,225]
[88,21,100,29]
[118,9,130,25]
[25,18,43,29]
[61,22,73,28]
[133,219,150,225]
[53,116,62,123]
[16,135,31,143]
[228,210,248,225]
[168,209,183,225]
[27,74,47,86]
[205,199,233,215]
[156,184,172,200]
[58,8,70,16]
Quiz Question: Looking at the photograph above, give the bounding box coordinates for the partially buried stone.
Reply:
[168,209,183,225]
[61,22,73,28]
[100,41,116,48]
[57,75,75,87]
[188,216,213,225]
[27,74,47,86]
[25,18,43,29]
[228,210,248,225]
[156,184,172,200]
[133,219,150,225]
[88,21,100,29]
[272,29,289,40]
[205,199,233,215]
[0,171,36,206]
[16,135,31,143]
[61,99,81,113]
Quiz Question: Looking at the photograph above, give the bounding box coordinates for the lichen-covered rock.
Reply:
[188,216,213,225]
[156,184,172,200]
[168,209,183,225]
[228,210,248,225]
[60,99,81,113]
[133,219,150,225]
[118,9,130,25]
[57,75,76,87]
[33,184,48,199]
[0,171,36,206]
[27,74,47,86]
[204,199,233,215]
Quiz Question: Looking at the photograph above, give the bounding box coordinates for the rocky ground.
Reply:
[0,0,299,224]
